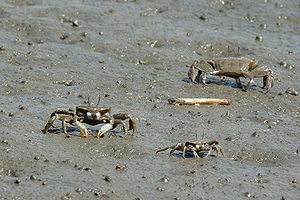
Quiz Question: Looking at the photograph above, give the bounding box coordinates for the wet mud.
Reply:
[0,0,299,199]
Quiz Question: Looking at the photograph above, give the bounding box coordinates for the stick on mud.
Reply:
[168,98,231,105]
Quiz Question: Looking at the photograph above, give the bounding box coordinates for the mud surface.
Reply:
[0,0,299,199]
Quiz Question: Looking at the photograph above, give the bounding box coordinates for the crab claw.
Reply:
[188,60,201,83]
[112,113,137,136]
[263,67,274,94]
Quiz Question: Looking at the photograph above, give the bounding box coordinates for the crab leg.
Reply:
[216,144,226,158]
[73,116,89,138]
[169,143,182,157]
[191,146,199,158]
[62,120,67,135]
[235,77,243,89]
[97,123,113,138]
[44,113,57,134]
[44,110,73,134]
[156,143,183,157]
[113,113,137,135]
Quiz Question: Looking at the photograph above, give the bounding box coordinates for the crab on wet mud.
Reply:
[156,140,225,158]
[188,57,274,93]
[44,100,137,138]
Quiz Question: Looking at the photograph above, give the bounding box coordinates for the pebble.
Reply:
[14,179,21,184]
[199,15,208,21]
[84,167,91,171]
[115,165,127,170]
[259,23,267,29]
[72,19,79,27]
[30,175,37,180]
[104,176,112,182]
[34,156,40,160]
[18,105,25,110]
[255,36,263,42]
[75,188,83,194]
[156,187,165,192]
[1,140,8,144]
[225,134,240,142]
[245,192,251,197]
[160,177,170,183]
[292,179,297,183]
[251,132,259,137]
[61,196,71,200]
[8,112,14,117]
[285,88,298,96]
[42,181,47,185]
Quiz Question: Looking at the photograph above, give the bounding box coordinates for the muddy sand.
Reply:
[0,0,299,199]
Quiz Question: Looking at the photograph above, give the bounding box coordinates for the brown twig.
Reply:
[168,98,231,105]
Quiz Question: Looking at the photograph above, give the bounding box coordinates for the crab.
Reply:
[188,57,274,93]
[44,99,137,138]
[156,140,225,158]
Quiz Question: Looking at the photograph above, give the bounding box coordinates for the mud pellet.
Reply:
[14,179,21,184]
[42,181,46,185]
[8,112,14,117]
[30,175,36,180]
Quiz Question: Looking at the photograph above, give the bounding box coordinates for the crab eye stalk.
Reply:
[86,112,92,119]
[96,112,101,120]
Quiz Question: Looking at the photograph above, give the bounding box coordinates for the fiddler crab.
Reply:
[156,140,225,158]
[188,57,274,93]
[44,98,137,138]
